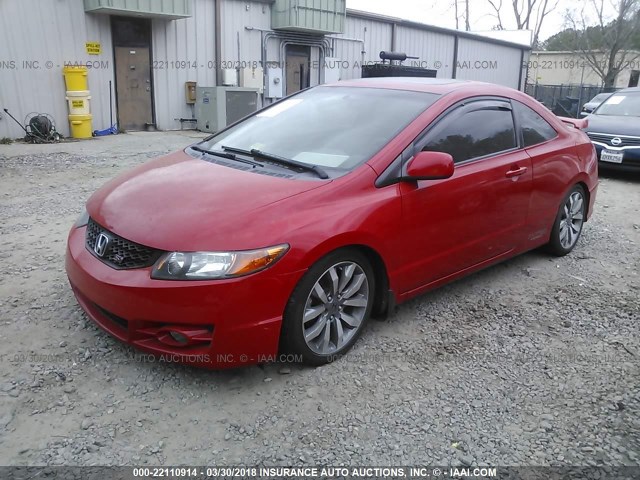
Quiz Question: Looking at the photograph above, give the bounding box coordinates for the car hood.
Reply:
[86,150,330,251]
[585,114,640,136]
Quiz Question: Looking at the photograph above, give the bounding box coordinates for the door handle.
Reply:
[505,166,527,178]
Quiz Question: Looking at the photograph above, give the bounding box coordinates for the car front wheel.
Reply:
[547,184,587,256]
[281,249,375,366]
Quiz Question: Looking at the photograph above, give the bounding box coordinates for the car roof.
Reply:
[323,77,572,132]
[326,77,518,96]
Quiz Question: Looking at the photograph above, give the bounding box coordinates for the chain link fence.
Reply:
[525,83,620,118]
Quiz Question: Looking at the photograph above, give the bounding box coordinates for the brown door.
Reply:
[286,46,311,96]
[114,47,153,130]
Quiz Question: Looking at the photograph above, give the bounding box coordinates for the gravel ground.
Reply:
[0,133,638,467]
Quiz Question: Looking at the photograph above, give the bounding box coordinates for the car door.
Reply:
[396,98,533,293]
[511,100,562,245]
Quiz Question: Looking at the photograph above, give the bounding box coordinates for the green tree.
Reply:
[544,20,640,51]
[543,29,580,50]
[563,0,640,87]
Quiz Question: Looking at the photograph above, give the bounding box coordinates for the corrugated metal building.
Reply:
[0,0,530,139]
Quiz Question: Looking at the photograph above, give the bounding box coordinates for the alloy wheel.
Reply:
[559,190,585,249]
[302,261,370,355]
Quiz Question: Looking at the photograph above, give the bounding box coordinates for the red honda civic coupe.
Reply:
[66,78,598,368]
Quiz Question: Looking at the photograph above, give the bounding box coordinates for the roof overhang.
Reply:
[346,9,532,51]
[84,0,192,20]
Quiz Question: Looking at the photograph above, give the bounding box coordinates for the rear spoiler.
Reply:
[557,116,588,130]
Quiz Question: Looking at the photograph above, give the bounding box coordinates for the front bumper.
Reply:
[593,144,640,170]
[66,226,304,369]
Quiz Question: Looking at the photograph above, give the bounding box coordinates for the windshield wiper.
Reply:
[190,145,263,168]
[222,145,329,179]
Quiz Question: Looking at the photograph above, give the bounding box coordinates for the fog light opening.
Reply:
[169,331,189,345]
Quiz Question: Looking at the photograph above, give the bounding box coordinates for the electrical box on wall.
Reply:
[323,58,341,84]
[266,67,284,99]
[239,67,264,94]
[185,81,197,104]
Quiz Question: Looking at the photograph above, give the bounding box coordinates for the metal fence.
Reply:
[525,83,620,118]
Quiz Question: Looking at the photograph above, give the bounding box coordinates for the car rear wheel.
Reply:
[546,184,586,256]
[281,249,375,366]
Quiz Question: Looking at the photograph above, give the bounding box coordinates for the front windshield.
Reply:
[594,92,640,116]
[201,86,439,170]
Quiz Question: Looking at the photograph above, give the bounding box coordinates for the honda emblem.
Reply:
[94,233,110,257]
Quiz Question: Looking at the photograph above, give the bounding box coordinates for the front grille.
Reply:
[85,218,163,270]
[587,132,640,148]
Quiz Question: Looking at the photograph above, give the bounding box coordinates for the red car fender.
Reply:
[296,231,394,288]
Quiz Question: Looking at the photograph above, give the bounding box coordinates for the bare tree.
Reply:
[486,0,558,46]
[451,0,470,31]
[567,0,640,87]
[487,0,505,30]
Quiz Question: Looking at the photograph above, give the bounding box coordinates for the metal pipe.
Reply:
[215,0,222,86]
[452,35,459,79]
[325,34,364,43]
[362,26,367,64]
[326,34,364,65]
[248,27,330,70]
[245,27,334,101]
[518,49,525,91]
[391,23,396,52]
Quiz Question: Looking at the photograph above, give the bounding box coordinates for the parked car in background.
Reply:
[66,78,599,369]
[584,87,640,170]
[580,92,612,117]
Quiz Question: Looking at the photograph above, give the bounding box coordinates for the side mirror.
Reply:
[405,151,454,181]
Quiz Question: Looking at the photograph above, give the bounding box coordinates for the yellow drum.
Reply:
[63,66,89,91]
[66,90,91,115]
[68,114,93,139]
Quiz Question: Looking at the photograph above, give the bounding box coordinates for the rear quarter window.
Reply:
[514,101,558,147]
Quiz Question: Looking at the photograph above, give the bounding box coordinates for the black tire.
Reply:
[280,248,375,366]
[546,184,587,256]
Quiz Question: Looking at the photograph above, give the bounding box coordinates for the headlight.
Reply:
[74,210,89,228]
[151,244,289,280]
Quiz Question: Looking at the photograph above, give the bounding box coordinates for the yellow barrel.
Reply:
[66,90,91,115]
[63,66,89,91]
[68,114,93,139]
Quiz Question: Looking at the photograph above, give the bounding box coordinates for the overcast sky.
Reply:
[346,0,618,44]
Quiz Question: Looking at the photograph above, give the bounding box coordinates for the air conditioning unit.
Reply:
[272,0,346,34]
[195,87,260,133]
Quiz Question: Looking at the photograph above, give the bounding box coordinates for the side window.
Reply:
[422,107,517,163]
[514,101,557,147]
